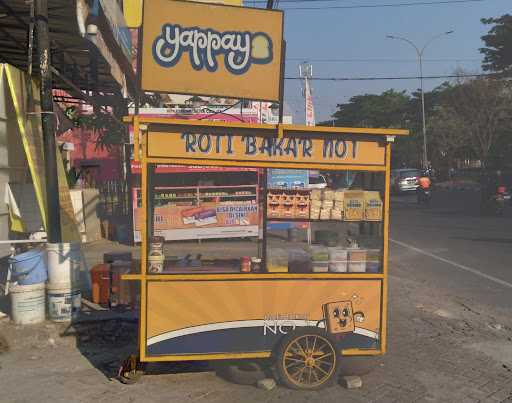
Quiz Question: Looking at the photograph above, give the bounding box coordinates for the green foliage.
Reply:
[322,76,512,171]
[319,89,421,168]
[327,89,410,128]
[480,14,512,74]
[66,106,127,151]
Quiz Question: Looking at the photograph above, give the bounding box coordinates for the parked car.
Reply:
[391,168,422,193]
[307,174,328,189]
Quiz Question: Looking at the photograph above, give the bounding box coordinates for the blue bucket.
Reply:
[9,248,48,285]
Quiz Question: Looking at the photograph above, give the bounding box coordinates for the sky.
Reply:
[254,0,511,123]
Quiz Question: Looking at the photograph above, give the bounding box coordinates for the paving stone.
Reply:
[256,378,276,391]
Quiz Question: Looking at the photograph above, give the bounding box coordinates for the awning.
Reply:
[0,0,136,102]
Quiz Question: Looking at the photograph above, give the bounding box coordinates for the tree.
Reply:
[319,89,422,167]
[432,77,512,168]
[480,14,512,75]
[323,89,410,128]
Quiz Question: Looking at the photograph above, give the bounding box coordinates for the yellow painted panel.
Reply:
[146,279,382,339]
[147,131,386,167]
[141,0,283,101]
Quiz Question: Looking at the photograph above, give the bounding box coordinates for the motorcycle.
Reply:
[494,186,507,216]
[481,186,508,216]
[417,187,432,205]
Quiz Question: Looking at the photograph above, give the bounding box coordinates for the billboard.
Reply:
[140,0,284,101]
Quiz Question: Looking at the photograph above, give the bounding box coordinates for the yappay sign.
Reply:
[141,0,284,101]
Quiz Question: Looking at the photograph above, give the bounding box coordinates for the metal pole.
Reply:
[386,31,453,171]
[35,0,61,242]
[419,55,428,169]
[278,40,286,123]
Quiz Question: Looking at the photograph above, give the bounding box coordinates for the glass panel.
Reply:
[145,165,385,275]
[266,169,384,274]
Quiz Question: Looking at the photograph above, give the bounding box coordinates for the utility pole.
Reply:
[35,0,61,242]
[386,31,454,170]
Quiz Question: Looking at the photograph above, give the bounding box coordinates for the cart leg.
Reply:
[118,353,145,385]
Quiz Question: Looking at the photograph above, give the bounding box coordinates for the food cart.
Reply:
[121,116,408,389]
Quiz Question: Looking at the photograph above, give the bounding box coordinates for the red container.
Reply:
[90,263,110,305]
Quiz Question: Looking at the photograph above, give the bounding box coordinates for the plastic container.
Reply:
[288,249,312,273]
[46,243,81,287]
[9,248,47,285]
[328,247,348,261]
[366,249,381,273]
[329,260,348,272]
[310,245,329,261]
[9,282,46,324]
[90,263,110,305]
[312,261,329,273]
[47,283,81,322]
[348,249,367,273]
[111,261,133,306]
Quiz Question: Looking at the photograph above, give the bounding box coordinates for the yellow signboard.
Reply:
[147,131,386,167]
[140,0,284,101]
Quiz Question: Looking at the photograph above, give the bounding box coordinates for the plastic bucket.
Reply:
[10,282,46,325]
[47,283,81,322]
[8,248,47,286]
[46,243,81,287]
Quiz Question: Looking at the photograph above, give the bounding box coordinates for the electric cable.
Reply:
[273,0,489,10]
[284,72,495,81]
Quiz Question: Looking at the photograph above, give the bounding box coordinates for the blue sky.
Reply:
[264,0,511,123]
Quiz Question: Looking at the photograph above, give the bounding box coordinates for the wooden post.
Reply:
[35,0,61,242]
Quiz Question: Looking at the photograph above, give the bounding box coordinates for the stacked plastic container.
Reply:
[46,243,82,322]
[8,248,47,325]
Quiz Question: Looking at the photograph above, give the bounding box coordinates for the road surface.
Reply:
[390,190,512,310]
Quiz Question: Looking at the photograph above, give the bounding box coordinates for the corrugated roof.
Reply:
[0,0,133,98]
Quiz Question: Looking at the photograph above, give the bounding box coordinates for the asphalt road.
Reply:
[389,189,512,311]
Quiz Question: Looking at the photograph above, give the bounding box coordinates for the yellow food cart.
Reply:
[120,116,408,389]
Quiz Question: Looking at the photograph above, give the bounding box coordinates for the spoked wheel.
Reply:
[118,354,145,385]
[276,328,339,390]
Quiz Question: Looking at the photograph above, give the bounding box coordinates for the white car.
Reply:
[391,168,422,193]
[307,174,327,189]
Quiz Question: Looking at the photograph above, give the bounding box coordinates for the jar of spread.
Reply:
[251,257,262,272]
[241,256,251,272]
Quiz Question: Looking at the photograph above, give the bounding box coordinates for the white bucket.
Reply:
[10,282,46,325]
[47,283,81,322]
[46,243,81,287]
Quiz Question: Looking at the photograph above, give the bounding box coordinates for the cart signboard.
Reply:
[140,0,284,101]
[146,130,387,168]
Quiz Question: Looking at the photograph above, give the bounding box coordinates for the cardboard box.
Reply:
[344,191,365,221]
[364,191,383,221]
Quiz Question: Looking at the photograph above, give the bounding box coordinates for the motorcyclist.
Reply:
[417,171,432,204]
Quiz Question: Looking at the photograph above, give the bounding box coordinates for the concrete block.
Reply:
[257,378,276,390]
[341,375,363,389]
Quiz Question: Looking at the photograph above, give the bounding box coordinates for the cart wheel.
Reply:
[118,354,145,385]
[276,327,339,390]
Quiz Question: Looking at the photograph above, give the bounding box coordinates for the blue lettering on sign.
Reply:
[178,134,360,161]
[152,23,273,75]
[243,136,257,155]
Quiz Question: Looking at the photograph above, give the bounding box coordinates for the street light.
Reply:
[386,31,454,169]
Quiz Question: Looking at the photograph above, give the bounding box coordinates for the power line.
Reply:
[284,73,493,81]
[286,58,481,63]
[276,0,487,11]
